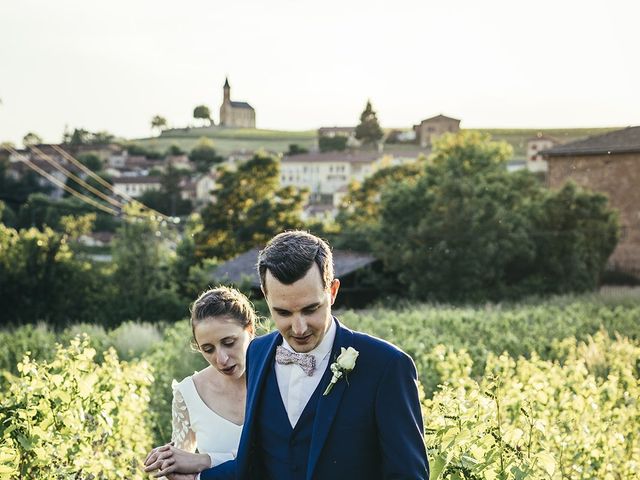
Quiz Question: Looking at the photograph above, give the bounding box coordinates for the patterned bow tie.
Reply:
[275,345,316,376]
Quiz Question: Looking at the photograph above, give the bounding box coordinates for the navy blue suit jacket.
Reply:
[201,318,429,480]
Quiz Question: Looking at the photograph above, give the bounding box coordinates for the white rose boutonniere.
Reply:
[323,347,359,396]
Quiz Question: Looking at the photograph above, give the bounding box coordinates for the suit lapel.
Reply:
[238,332,281,478]
[306,319,354,480]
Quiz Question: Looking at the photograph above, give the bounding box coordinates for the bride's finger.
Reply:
[143,450,174,472]
[155,458,176,477]
[144,444,171,465]
[144,447,158,464]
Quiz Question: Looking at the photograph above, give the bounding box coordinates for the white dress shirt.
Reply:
[275,320,336,428]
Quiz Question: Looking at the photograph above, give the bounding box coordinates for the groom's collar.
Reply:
[279,318,337,363]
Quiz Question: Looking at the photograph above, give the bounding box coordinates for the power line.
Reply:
[52,145,132,200]
[3,145,121,217]
[30,145,124,209]
[51,144,175,223]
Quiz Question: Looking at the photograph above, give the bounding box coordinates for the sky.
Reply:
[1,0,639,145]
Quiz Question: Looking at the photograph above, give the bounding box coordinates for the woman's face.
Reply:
[194,316,253,379]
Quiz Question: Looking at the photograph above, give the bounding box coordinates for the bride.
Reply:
[144,286,256,477]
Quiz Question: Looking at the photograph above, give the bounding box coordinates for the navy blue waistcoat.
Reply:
[254,361,324,480]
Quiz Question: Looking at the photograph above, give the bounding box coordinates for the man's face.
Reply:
[263,263,340,353]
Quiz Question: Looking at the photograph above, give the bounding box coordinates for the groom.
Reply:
[195,230,428,479]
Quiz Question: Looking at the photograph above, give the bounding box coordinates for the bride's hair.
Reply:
[190,286,256,348]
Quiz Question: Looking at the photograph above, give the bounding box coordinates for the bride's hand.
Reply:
[144,443,211,477]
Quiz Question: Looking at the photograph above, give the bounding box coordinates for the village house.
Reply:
[281,148,427,218]
[219,77,256,128]
[112,176,161,198]
[281,150,380,206]
[414,114,461,148]
[542,126,640,276]
[526,134,558,173]
[179,172,217,207]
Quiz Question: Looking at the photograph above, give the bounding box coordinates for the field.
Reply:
[129,126,622,160]
[1,291,638,478]
[131,126,317,155]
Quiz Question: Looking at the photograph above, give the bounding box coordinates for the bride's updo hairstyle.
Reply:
[190,286,257,348]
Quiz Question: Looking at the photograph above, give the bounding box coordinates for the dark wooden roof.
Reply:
[213,247,376,288]
[542,126,640,157]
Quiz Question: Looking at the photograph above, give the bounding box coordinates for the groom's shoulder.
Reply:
[249,330,279,353]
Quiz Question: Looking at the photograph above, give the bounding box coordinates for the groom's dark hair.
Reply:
[258,230,334,294]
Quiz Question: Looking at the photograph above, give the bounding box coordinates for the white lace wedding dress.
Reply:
[171,374,243,468]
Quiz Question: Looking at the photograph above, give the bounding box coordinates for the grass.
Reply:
[133,127,317,155]
[128,126,624,159]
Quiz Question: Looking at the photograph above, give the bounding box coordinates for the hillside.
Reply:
[131,126,317,155]
[128,125,624,159]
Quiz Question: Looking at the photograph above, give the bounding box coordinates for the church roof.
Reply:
[224,77,230,88]
[229,101,254,110]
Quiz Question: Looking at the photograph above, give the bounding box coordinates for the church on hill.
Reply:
[219,77,256,128]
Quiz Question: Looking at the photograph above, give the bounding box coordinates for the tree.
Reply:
[78,153,102,172]
[335,161,423,252]
[68,128,91,146]
[193,105,212,126]
[287,144,309,156]
[189,137,224,173]
[138,165,193,217]
[166,144,185,156]
[151,115,168,134]
[522,182,619,294]
[22,132,43,147]
[91,130,115,144]
[111,206,185,323]
[0,218,113,327]
[373,131,619,302]
[319,136,348,153]
[0,158,52,215]
[15,193,120,232]
[63,171,113,201]
[354,100,383,145]
[195,153,307,260]
[63,128,115,146]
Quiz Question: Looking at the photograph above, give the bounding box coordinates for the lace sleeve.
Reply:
[171,385,197,452]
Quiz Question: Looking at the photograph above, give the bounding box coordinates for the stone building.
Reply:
[542,126,640,276]
[414,114,460,147]
[219,77,256,128]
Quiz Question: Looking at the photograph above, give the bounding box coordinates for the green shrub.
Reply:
[425,332,640,479]
[0,337,153,478]
[339,297,640,395]
[109,321,163,361]
[0,323,57,375]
